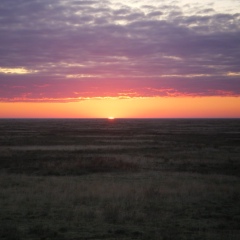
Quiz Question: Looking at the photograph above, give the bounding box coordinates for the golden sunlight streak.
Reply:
[0,97,240,118]
[0,67,37,74]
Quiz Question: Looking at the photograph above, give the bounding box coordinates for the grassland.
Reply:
[0,118,240,239]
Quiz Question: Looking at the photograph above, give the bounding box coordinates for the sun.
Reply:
[108,116,115,120]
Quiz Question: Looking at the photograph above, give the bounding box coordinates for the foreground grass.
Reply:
[0,119,240,239]
[1,171,240,240]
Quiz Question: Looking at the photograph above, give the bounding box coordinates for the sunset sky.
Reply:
[0,0,240,118]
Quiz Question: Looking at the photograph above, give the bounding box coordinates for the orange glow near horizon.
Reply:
[0,97,240,118]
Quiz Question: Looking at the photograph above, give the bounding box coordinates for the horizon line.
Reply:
[1,117,240,120]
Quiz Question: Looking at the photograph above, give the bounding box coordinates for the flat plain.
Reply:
[0,118,240,240]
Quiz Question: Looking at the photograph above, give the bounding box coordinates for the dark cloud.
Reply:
[147,11,163,17]
[0,0,240,101]
[71,0,99,5]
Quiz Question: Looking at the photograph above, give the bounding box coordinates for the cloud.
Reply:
[0,0,240,102]
[0,67,38,74]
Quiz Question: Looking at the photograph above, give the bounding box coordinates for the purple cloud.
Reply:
[0,0,240,101]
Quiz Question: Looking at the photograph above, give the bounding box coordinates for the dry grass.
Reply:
[0,171,239,240]
[0,119,240,239]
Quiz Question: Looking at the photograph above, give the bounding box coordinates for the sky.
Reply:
[0,0,240,118]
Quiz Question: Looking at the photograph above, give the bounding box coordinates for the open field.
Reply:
[0,119,240,239]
